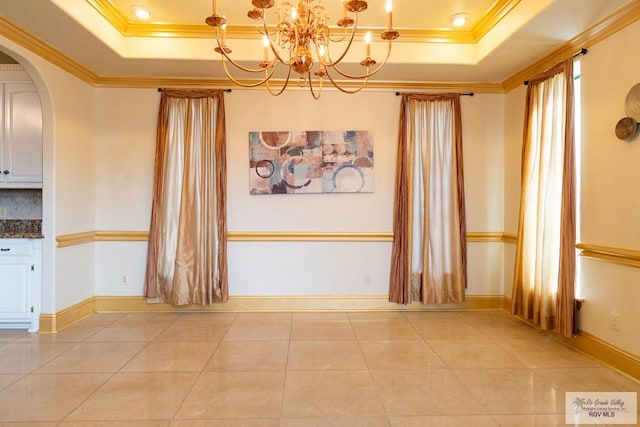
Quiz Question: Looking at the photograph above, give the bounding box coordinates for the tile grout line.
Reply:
[347,312,392,424]
[1,316,121,423]
[57,312,182,423]
[167,312,236,422]
[280,313,295,420]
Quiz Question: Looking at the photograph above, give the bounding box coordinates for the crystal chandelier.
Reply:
[205,0,399,99]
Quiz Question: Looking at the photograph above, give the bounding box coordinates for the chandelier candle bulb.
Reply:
[212,0,217,15]
[386,0,392,29]
[365,31,371,56]
[263,35,269,60]
[343,1,348,17]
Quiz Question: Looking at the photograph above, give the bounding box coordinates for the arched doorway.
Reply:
[0,45,54,332]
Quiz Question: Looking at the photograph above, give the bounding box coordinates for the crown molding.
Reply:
[85,0,128,34]
[381,81,505,94]
[85,0,520,44]
[0,63,31,81]
[94,76,505,93]
[472,0,521,41]
[0,64,24,71]
[0,15,99,85]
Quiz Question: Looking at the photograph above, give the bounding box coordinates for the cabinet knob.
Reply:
[2,170,8,175]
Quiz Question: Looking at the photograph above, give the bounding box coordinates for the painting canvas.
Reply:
[249,130,374,194]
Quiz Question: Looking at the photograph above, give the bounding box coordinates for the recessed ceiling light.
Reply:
[450,13,469,28]
[131,5,151,20]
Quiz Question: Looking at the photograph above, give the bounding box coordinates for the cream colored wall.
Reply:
[462,94,505,233]
[0,36,97,313]
[577,20,640,356]
[94,88,157,230]
[460,93,506,297]
[503,85,526,298]
[94,88,157,297]
[93,89,506,298]
[49,68,97,312]
[503,85,525,234]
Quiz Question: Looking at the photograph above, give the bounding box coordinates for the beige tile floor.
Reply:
[0,310,638,426]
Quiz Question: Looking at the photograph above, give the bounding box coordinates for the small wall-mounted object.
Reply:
[615,116,637,140]
[616,83,640,140]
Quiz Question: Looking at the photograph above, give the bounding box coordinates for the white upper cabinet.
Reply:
[0,69,43,189]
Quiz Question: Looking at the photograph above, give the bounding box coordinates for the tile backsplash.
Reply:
[0,189,42,219]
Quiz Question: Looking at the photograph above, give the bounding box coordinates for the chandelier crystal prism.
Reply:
[205,0,399,99]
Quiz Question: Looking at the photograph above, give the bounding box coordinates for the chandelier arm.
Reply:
[309,82,322,100]
[326,41,393,80]
[324,68,370,94]
[215,37,277,74]
[317,14,360,68]
[306,72,323,100]
[265,80,290,96]
[260,11,292,66]
[328,27,349,43]
[220,56,279,88]
[265,63,295,96]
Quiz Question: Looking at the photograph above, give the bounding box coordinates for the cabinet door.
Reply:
[0,252,32,322]
[2,83,43,186]
[0,84,4,181]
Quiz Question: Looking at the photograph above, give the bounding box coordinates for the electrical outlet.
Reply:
[363,273,372,286]
[0,207,7,218]
[610,312,621,331]
[119,274,128,286]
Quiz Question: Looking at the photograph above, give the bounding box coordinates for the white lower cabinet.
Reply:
[0,239,41,331]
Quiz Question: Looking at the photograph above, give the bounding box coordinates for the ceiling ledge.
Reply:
[1,2,639,94]
[85,0,520,45]
[502,0,640,91]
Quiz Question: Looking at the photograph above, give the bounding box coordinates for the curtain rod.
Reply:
[157,88,232,93]
[395,91,474,97]
[524,48,587,86]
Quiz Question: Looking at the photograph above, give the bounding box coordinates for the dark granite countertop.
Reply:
[0,219,43,239]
